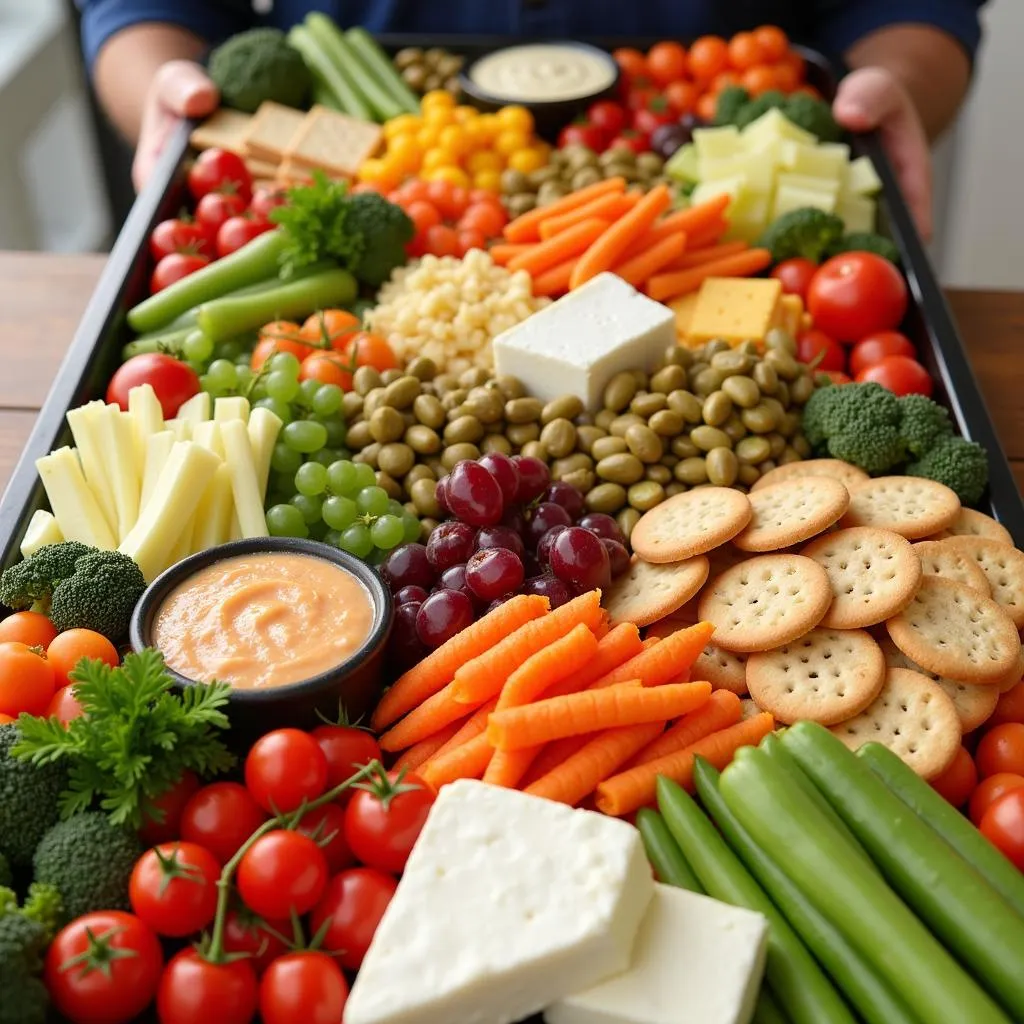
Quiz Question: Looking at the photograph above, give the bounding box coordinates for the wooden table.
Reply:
[1,251,1022,495]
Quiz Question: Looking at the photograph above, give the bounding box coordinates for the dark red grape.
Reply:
[511,456,550,504]
[394,585,429,606]
[550,526,612,593]
[446,460,505,526]
[437,563,474,601]
[465,548,524,601]
[500,506,528,540]
[478,452,521,505]
[536,524,570,567]
[603,538,631,578]
[527,502,573,549]
[435,475,451,514]
[381,543,435,591]
[475,524,525,558]
[426,520,477,571]
[522,575,573,609]
[543,481,585,520]
[485,595,514,615]
[523,554,542,579]
[416,589,475,647]
[577,512,624,545]
[390,602,428,670]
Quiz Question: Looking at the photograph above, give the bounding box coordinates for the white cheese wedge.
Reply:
[100,406,142,543]
[191,463,235,552]
[219,420,269,539]
[213,395,250,423]
[20,510,64,558]
[346,779,654,1024]
[492,273,675,411]
[176,391,211,425]
[127,384,165,470]
[36,447,118,550]
[139,431,176,516]
[247,407,283,500]
[65,402,117,535]
[546,885,768,1024]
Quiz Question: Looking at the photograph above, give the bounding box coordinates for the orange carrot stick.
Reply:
[538,193,640,240]
[392,719,464,772]
[569,184,673,290]
[520,735,592,787]
[507,218,610,277]
[452,591,604,706]
[420,732,494,789]
[487,680,712,751]
[591,622,715,690]
[530,257,577,297]
[684,217,729,249]
[371,594,549,730]
[489,243,533,265]
[594,712,774,816]
[503,178,626,243]
[656,193,731,236]
[646,248,772,302]
[624,689,742,769]
[525,721,664,805]
[613,233,687,288]
[378,681,485,753]
[671,240,748,268]
[426,697,497,764]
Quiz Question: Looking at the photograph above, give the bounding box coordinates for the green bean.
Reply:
[121,326,193,360]
[635,808,703,893]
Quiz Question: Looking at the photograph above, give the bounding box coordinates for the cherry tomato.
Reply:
[405,199,442,235]
[624,85,659,113]
[727,31,764,70]
[259,951,348,1024]
[130,841,220,937]
[820,369,852,386]
[181,781,268,866]
[187,149,253,203]
[45,911,163,1024]
[774,60,801,92]
[929,746,978,808]
[310,723,382,789]
[426,180,468,220]
[459,202,508,238]
[976,723,1024,778]
[296,802,354,872]
[0,714,13,725]
[457,227,489,256]
[138,770,200,846]
[299,351,351,389]
[157,949,258,1024]
[106,353,200,418]
[46,684,85,728]
[249,184,288,223]
[607,131,649,155]
[46,628,119,688]
[665,80,699,114]
[796,329,846,373]
[349,331,400,374]
[424,223,460,257]
[237,830,329,920]
[770,256,817,299]
[633,100,676,138]
[0,610,57,648]
[806,252,909,342]
[855,356,933,397]
[741,64,779,95]
[647,41,688,85]
[991,682,1024,728]
[222,908,290,975]
[709,70,742,96]
[695,92,719,122]
[587,99,628,137]
[557,122,607,151]
[245,728,328,814]
[309,867,398,970]
[0,641,55,717]
[149,217,211,261]
[849,330,917,377]
[969,773,1024,826]
[217,215,272,258]
[250,329,312,371]
[150,252,209,294]
[979,789,1024,870]
[195,190,247,236]
[612,47,649,80]
[299,309,361,352]
[688,36,730,81]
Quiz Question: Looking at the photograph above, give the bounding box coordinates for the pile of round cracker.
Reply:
[604,459,1024,781]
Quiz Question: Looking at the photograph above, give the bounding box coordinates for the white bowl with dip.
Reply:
[130,537,393,733]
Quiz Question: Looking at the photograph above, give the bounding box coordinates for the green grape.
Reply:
[297,379,321,405]
[308,520,330,542]
[268,351,301,378]
[235,366,254,391]
[352,462,377,492]
[386,498,406,519]
[282,420,328,454]
[322,419,347,448]
[266,503,308,538]
[186,361,206,376]
[207,359,238,391]
[371,514,405,551]
[365,547,389,566]
[322,495,358,531]
[339,523,374,559]
[183,331,214,363]
[255,397,293,425]
[323,529,343,547]
[326,460,359,497]
[235,355,251,369]
[401,512,422,543]
[265,370,300,403]
[311,383,344,417]
[270,442,303,476]
[290,493,322,525]
[356,485,389,517]
[198,374,218,396]
[295,461,328,497]
[216,340,244,361]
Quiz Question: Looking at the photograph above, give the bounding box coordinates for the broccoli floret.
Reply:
[0,541,91,610]
[758,207,846,264]
[898,394,954,458]
[208,28,312,113]
[0,885,59,1024]
[0,725,66,868]
[32,813,141,920]
[713,85,750,125]
[734,90,787,130]
[345,192,415,287]
[49,549,146,640]
[0,968,47,1024]
[829,231,901,266]
[907,437,989,505]
[783,93,842,142]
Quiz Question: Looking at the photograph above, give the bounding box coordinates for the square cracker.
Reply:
[189,108,253,154]
[286,105,384,178]
[243,101,307,163]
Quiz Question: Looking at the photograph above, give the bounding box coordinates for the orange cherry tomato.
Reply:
[709,70,742,96]
[251,322,311,369]
[299,309,361,351]
[467,188,504,208]
[457,228,488,256]
[426,181,469,220]
[976,723,1024,778]
[779,49,806,83]
[46,630,119,689]
[612,47,649,80]
[0,641,56,717]
[792,84,822,101]
[773,61,801,92]
[665,80,699,114]
[696,93,719,122]
[688,36,729,81]
[753,26,790,62]
[458,202,507,238]
[396,178,432,203]
[47,684,85,727]
[741,64,780,96]
[405,200,443,235]
[969,772,1024,825]
[0,611,57,649]
[727,32,763,70]
[299,352,352,390]
[929,746,977,808]
[348,332,399,375]
[424,224,460,257]
[990,682,1024,727]
[646,41,688,86]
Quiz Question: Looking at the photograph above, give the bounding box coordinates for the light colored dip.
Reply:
[153,552,374,689]
[470,44,616,103]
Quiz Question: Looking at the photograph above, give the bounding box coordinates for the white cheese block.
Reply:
[492,273,675,411]
[345,779,654,1024]
[545,885,768,1024]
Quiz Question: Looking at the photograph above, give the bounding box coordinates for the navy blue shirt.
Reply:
[78,0,985,74]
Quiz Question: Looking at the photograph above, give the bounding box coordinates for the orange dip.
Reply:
[153,552,374,689]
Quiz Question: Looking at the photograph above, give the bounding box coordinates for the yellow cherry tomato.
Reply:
[426,166,471,188]
[357,158,401,190]
[476,113,501,139]
[496,105,534,134]
[506,148,548,174]
[466,150,502,174]
[453,105,480,123]
[416,125,441,150]
[424,107,456,130]
[436,124,471,159]
[421,89,456,112]
[494,130,531,157]
[472,169,503,192]
[387,134,421,174]
[421,148,456,172]
[383,114,422,139]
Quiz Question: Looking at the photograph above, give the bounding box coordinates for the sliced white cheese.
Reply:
[191,420,224,457]
[346,779,654,1024]
[36,447,117,550]
[844,155,882,196]
[127,384,165,470]
[176,391,211,425]
[100,406,142,543]
[20,510,64,558]
[213,395,250,423]
[65,402,117,535]
[741,107,816,147]
[140,430,176,516]
[191,463,235,552]
[493,273,674,411]
[247,407,283,500]
[835,193,877,235]
[693,125,742,161]
[219,420,269,539]
[545,885,768,1024]
[166,418,191,442]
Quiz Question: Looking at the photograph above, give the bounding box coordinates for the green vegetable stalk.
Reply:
[635,807,703,892]
[344,27,420,114]
[288,23,372,120]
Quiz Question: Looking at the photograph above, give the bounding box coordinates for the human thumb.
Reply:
[155,59,220,118]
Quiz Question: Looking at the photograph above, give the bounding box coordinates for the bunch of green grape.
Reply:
[266,459,421,562]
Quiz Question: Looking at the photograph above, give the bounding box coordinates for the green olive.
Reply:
[506,421,540,446]
[767,433,787,459]
[753,361,779,395]
[504,396,544,424]
[628,480,666,511]
[721,375,761,409]
[595,409,616,431]
[541,394,584,425]
[706,447,739,487]
[375,470,403,499]
[701,390,733,427]
[432,372,458,394]
[741,403,779,434]
[644,464,672,486]
[603,371,638,413]
[353,365,382,396]
[441,442,481,470]
[481,434,512,455]
[775,380,791,407]
[648,409,684,437]
[630,392,667,418]
[586,482,628,514]
[735,436,771,464]
[412,393,445,429]
[458,367,489,389]
[792,435,812,458]
[624,424,663,463]
[779,445,802,465]
[571,167,603,190]
[575,424,607,454]
[354,441,380,468]
[405,463,435,486]
[382,376,421,410]
[345,420,373,451]
[690,425,732,452]
[528,165,560,187]
[665,482,687,498]
[369,406,405,445]
[520,440,547,461]
[609,413,645,438]
[692,367,726,396]
[462,389,504,424]
[380,368,404,386]
[649,364,688,394]
[362,387,386,418]
[405,356,437,382]
[341,391,364,420]
[596,452,645,485]
[790,374,815,405]
[616,506,642,540]
[721,413,748,443]
[710,350,754,376]
[419,517,439,543]
[443,415,485,445]
[540,418,577,459]
[551,453,594,479]
[777,412,801,439]
[765,327,797,355]
[674,457,708,485]
[667,390,703,424]
[377,443,415,477]
[670,435,700,459]
[492,374,526,400]
[562,468,597,493]
[407,476,440,517]
[504,193,537,217]
[765,349,800,381]
[737,464,761,487]
[591,435,628,460]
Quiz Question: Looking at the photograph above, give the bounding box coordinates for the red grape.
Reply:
[522,575,573,609]
[426,521,477,571]
[390,603,428,670]
[465,548,524,601]
[478,452,521,505]
[446,461,505,526]
[512,456,550,503]
[435,476,452,514]
[437,563,475,602]
[381,543,435,591]
[603,539,631,578]
[501,507,528,540]
[536,525,569,567]
[544,481,585,519]
[577,513,625,545]
[550,526,612,592]
[527,502,573,548]
[394,585,429,605]
[416,590,475,647]
[476,525,525,559]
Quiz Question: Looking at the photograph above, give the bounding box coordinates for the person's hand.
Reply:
[133,60,219,192]
[832,66,933,242]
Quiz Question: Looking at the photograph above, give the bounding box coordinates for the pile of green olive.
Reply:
[392,47,464,96]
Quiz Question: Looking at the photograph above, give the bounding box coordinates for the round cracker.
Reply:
[801,527,922,629]
[697,554,832,653]
[912,539,990,595]
[645,605,699,639]
[706,542,748,582]
[692,642,748,695]
[604,555,709,627]
[933,507,1014,546]
[944,537,1024,628]
[830,667,961,779]
[841,476,961,539]
[752,458,870,493]
[733,476,850,552]
[630,488,753,564]
[886,576,1021,684]
[746,627,885,725]
[740,698,770,723]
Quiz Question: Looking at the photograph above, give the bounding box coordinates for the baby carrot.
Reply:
[392,719,464,772]
[370,594,548,730]
[425,697,497,765]
[502,177,625,243]
[624,689,742,769]
[591,622,715,690]
[594,712,774,816]
[378,681,484,753]
[420,732,493,789]
[520,735,592,788]
[507,218,610,277]
[684,217,729,249]
[530,257,576,297]
[645,248,772,302]
[537,192,639,240]
[487,680,712,751]
[488,243,533,265]
[613,233,687,288]
[672,239,748,268]
[655,193,731,237]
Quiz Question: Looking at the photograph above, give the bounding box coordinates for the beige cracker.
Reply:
[944,537,1024,628]
[630,488,753,564]
[886,576,1021,684]
[740,698,770,723]
[933,507,1014,546]
[912,539,990,595]
[705,543,748,582]
[243,101,306,163]
[746,627,885,726]
[995,645,1024,693]
[286,105,384,178]
[189,108,252,154]
[604,556,710,628]
[697,553,832,653]
[690,641,748,695]
[733,476,850,552]
[752,458,870,493]
[801,527,921,629]
[645,604,699,638]
[841,476,961,539]
[830,667,961,779]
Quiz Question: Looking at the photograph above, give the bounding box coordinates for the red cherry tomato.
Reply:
[770,257,817,300]
[458,202,508,238]
[106,353,200,418]
[180,781,268,865]
[295,802,355,872]
[237,830,329,920]
[586,100,628,137]
[150,252,209,294]
[607,131,649,155]
[45,684,85,728]
[979,789,1024,870]
[796,328,846,373]
[558,122,608,151]
[405,199,442,235]
[976,723,1024,778]
[457,227,489,256]
[624,84,659,113]
[855,355,933,397]
[647,41,688,85]
[195,190,247,236]
[217,214,272,258]
[259,951,349,1024]
[820,369,852,385]
[929,746,978,808]
[632,100,675,138]
[424,223,460,257]
[187,148,253,203]
[612,47,649,81]
[157,949,258,1024]
[309,867,398,970]
[245,728,329,814]
[250,184,288,223]
[849,330,917,377]
[969,773,1024,826]
[310,723,382,789]
[806,252,909,342]
[222,909,290,975]
[149,217,212,261]
[139,770,200,847]
[129,841,220,937]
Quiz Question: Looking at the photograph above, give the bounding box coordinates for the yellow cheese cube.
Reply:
[669,293,700,343]
[771,294,805,339]
[686,278,784,345]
